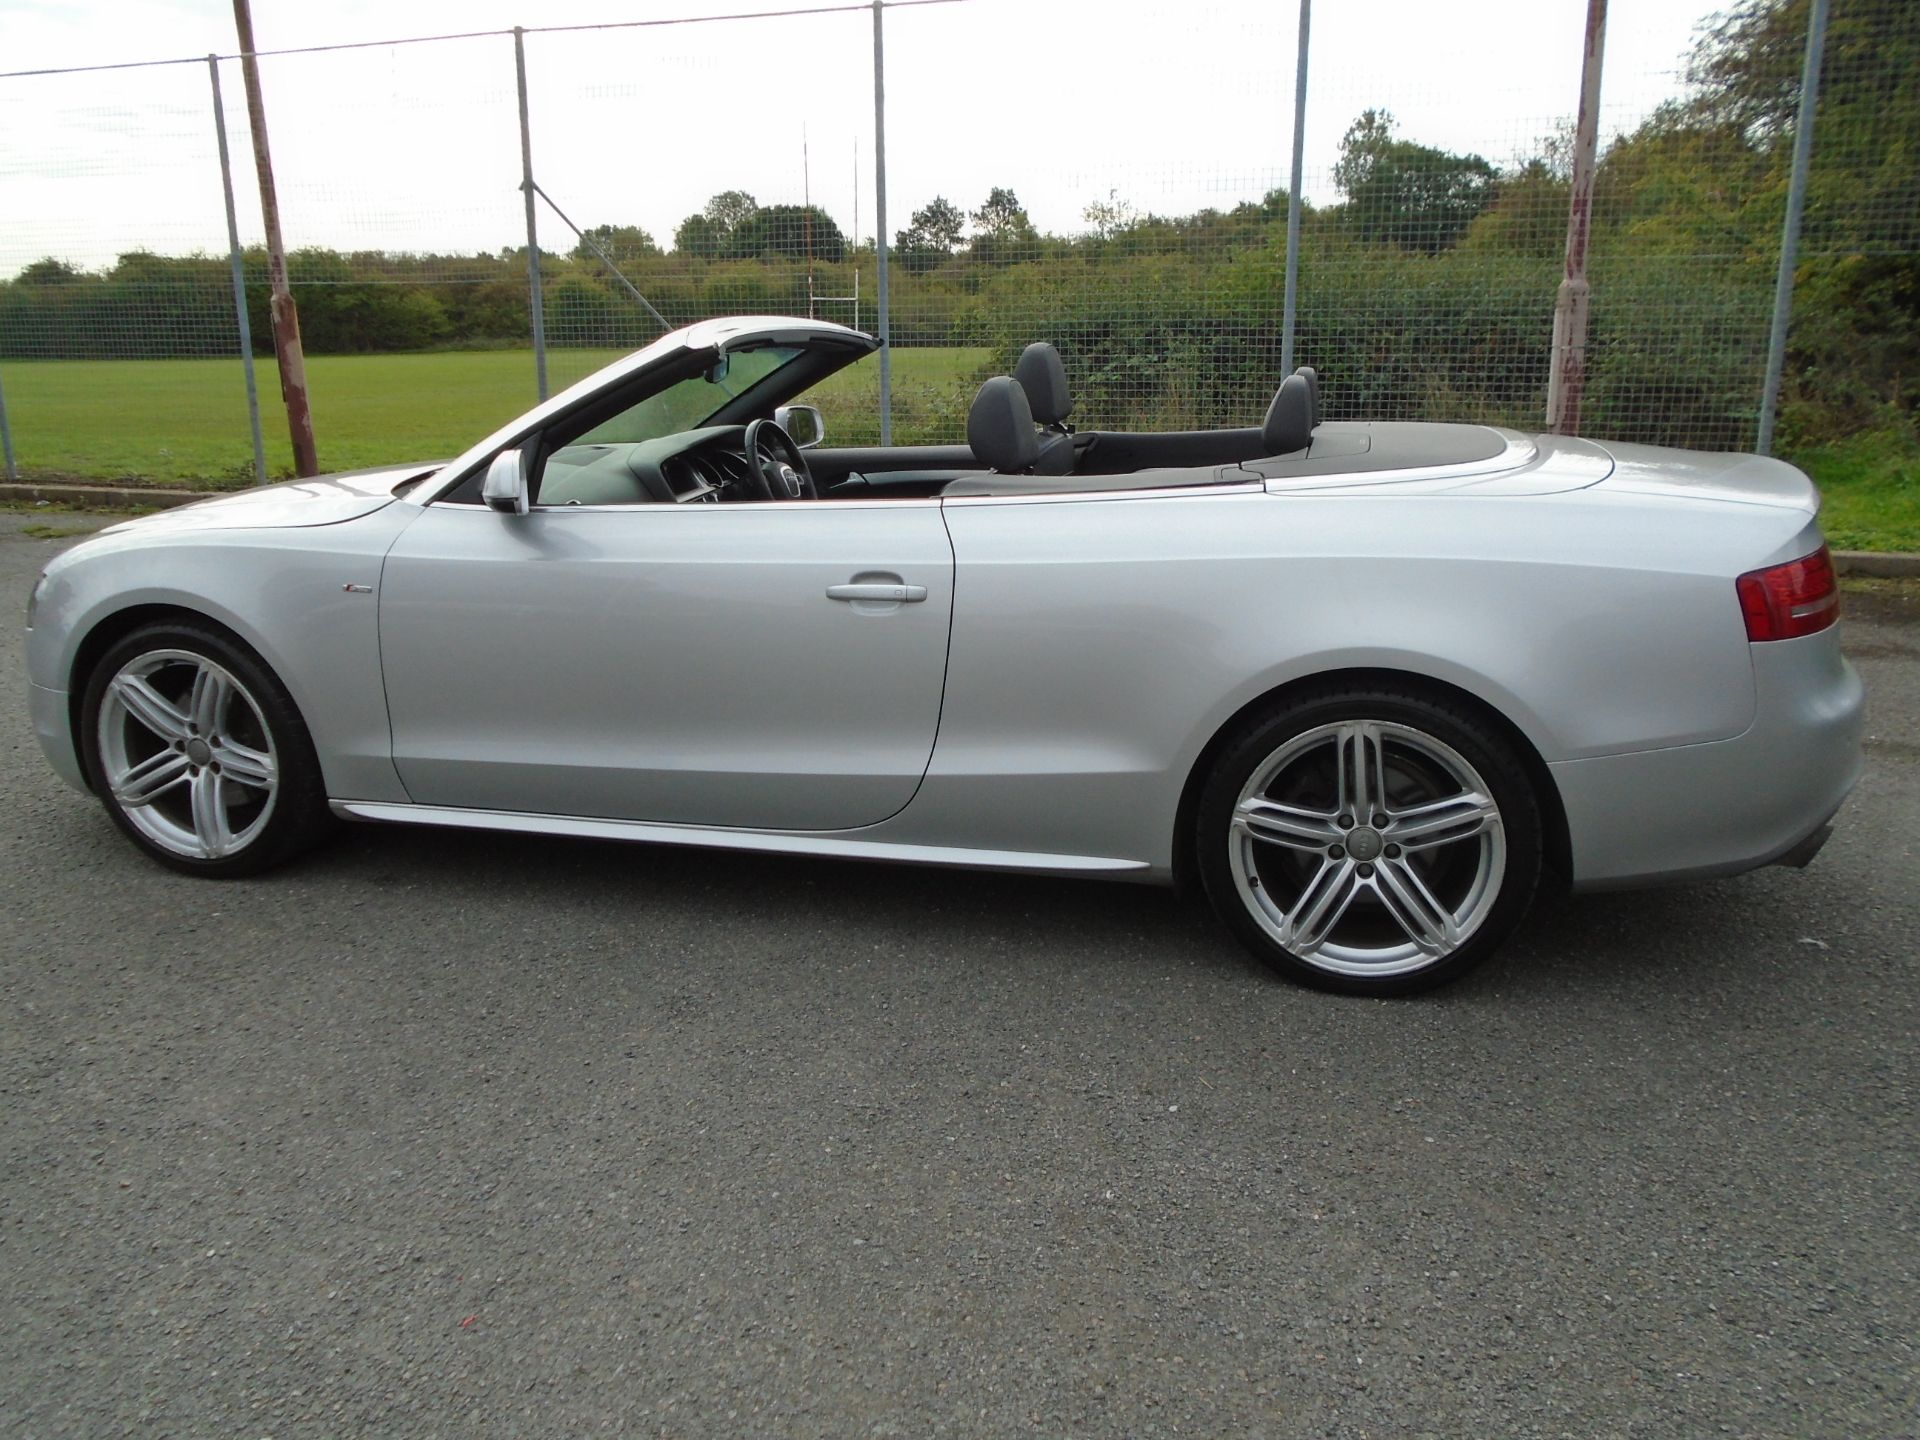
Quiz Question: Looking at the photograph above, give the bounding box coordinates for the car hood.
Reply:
[98,463,439,537]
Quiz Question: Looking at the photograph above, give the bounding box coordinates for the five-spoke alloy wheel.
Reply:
[81,621,329,876]
[1198,686,1542,995]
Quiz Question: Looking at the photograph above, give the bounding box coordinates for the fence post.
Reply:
[1757,0,1830,456]
[514,26,549,402]
[1280,0,1310,375]
[208,55,268,486]
[871,0,892,445]
[0,368,16,481]
[1546,0,1607,435]
[232,0,319,476]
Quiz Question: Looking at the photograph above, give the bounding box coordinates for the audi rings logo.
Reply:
[778,465,802,498]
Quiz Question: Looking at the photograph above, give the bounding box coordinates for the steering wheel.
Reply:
[742,418,818,502]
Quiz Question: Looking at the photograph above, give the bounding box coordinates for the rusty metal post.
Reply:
[231,0,318,476]
[1546,0,1607,435]
[515,27,549,401]
[208,55,268,486]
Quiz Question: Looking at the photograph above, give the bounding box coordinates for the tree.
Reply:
[1082,189,1139,241]
[969,187,1039,263]
[704,189,759,234]
[971,187,1036,242]
[895,196,965,273]
[570,224,659,266]
[16,257,81,285]
[673,191,760,258]
[726,204,846,263]
[673,213,723,258]
[1334,108,1497,255]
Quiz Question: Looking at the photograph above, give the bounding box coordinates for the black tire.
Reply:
[78,619,332,877]
[1196,684,1542,996]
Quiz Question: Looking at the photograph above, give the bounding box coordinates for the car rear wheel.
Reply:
[79,620,331,877]
[1196,686,1542,995]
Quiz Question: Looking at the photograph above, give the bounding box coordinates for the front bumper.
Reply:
[1552,632,1865,891]
[30,682,89,795]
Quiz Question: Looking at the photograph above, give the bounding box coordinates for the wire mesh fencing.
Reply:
[0,0,1912,484]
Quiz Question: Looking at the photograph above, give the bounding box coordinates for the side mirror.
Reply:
[774,404,825,450]
[482,449,529,515]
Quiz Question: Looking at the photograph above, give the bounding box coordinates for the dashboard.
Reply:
[537,425,765,507]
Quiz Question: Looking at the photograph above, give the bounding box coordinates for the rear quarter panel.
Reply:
[900,483,1807,872]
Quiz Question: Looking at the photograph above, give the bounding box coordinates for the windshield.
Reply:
[575,345,804,445]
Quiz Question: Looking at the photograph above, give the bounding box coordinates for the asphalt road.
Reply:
[3,511,1915,1439]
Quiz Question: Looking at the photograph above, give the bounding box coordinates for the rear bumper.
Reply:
[1553,633,1864,891]
[31,681,89,795]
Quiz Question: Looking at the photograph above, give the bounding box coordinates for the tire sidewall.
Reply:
[1196,687,1543,996]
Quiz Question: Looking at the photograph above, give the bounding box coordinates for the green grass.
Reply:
[0,347,990,488]
[1788,423,1920,554]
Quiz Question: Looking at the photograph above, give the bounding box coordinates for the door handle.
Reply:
[826,581,928,603]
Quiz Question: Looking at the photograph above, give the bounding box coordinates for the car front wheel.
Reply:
[79,620,330,877]
[1197,686,1543,995]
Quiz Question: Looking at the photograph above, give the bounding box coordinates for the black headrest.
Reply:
[1294,365,1321,423]
[967,376,1040,472]
[1262,373,1314,455]
[1012,342,1073,425]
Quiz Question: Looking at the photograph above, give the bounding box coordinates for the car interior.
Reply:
[464,338,1505,509]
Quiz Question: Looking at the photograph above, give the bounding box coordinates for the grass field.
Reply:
[1,348,1911,550]
[0,347,989,486]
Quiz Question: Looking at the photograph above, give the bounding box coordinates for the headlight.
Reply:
[27,570,48,629]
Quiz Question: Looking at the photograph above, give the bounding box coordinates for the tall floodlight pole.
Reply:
[208,56,269,486]
[232,0,318,475]
[871,0,893,445]
[1280,0,1310,375]
[515,27,549,401]
[1546,0,1607,435]
[1757,0,1830,455]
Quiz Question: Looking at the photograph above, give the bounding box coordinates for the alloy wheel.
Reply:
[1228,720,1505,978]
[95,648,280,861]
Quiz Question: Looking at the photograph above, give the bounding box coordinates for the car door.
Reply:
[377,496,954,832]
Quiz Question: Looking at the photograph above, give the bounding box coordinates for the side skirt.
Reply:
[330,800,1153,878]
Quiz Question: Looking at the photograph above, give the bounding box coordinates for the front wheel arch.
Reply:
[1171,667,1572,898]
[66,604,231,791]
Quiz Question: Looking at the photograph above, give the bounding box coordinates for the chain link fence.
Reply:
[0,0,1911,485]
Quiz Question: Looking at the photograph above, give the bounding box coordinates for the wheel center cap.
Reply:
[1347,827,1383,862]
[186,738,213,766]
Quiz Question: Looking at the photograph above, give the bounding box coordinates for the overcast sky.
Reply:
[0,0,1726,274]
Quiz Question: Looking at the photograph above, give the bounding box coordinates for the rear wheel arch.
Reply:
[1172,667,1573,896]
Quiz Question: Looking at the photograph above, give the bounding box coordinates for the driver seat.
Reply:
[966,376,1040,473]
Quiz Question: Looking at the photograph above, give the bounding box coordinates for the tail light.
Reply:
[1736,545,1839,642]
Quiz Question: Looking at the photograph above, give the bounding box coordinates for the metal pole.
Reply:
[1546,0,1607,435]
[208,55,268,486]
[1758,0,1830,455]
[232,0,318,475]
[0,369,17,482]
[530,181,669,331]
[871,0,892,445]
[515,27,548,401]
[1280,0,1310,375]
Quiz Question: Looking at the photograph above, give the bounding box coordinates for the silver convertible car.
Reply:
[26,317,1864,994]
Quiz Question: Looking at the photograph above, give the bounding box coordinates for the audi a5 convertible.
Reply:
[25,316,1865,994]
